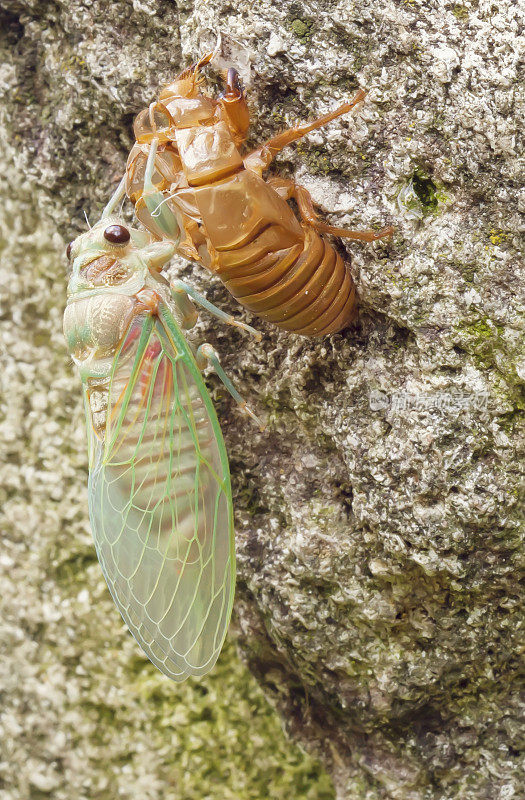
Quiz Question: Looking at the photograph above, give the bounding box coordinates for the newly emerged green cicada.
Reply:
[63,198,261,680]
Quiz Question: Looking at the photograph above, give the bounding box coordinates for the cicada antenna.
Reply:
[83,209,92,229]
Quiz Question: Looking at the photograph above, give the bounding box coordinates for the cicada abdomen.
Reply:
[64,217,235,680]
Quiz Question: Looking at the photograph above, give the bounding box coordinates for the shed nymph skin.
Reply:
[114,53,393,336]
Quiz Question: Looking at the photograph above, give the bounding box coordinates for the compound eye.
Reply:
[66,241,73,260]
[103,224,130,244]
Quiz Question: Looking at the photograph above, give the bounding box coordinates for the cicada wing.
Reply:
[85,310,234,681]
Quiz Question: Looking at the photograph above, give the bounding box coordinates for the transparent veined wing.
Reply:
[83,304,234,680]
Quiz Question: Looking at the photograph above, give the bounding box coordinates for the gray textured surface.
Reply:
[1,1,524,798]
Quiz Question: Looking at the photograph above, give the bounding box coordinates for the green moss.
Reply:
[115,639,336,800]
[296,143,332,176]
[411,171,439,211]
[451,4,469,21]
[459,263,478,284]
[455,318,502,347]
[453,317,511,374]
[488,228,508,246]
[288,16,314,40]
[499,408,525,434]
[236,482,270,517]
[53,548,99,587]
[397,169,451,220]
[291,19,308,37]
[54,565,336,799]
[459,318,493,339]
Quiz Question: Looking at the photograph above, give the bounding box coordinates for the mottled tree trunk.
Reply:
[1,1,523,798]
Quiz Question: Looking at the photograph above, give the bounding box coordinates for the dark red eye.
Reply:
[104,225,130,244]
[66,241,73,259]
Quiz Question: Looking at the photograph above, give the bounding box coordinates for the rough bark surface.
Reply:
[1,1,523,799]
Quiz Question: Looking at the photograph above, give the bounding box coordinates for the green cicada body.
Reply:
[63,217,235,680]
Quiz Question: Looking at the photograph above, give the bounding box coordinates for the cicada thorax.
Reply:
[63,291,136,434]
[63,292,136,364]
[64,235,158,434]
[83,255,133,286]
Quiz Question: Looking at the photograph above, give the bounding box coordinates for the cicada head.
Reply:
[65,217,175,300]
[133,55,216,145]
[156,52,217,129]
[64,217,175,381]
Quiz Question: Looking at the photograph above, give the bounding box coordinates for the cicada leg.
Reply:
[167,280,198,329]
[217,68,250,146]
[196,343,263,429]
[169,279,262,340]
[244,89,368,173]
[135,137,183,243]
[101,175,127,218]
[268,177,394,241]
[169,281,263,427]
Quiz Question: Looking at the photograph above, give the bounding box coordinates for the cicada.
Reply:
[116,53,394,337]
[63,204,260,680]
